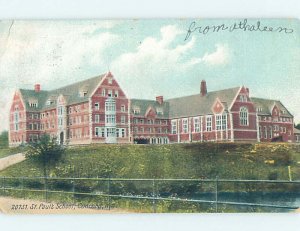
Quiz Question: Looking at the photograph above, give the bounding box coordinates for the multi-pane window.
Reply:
[240,95,247,102]
[95,114,100,123]
[182,119,188,133]
[105,101,116,111]
[193,117,200,133]
[206,116,212,131]
[101,89,106,96]
[121,115,126,124]
[105,115,115,124]
[239,107,249,126]
[108,90,112,97]
[269,126,272,139]
[216,115,222,130]
[171,120,177,134]
[222,115,227,130]
[106,128,115,137]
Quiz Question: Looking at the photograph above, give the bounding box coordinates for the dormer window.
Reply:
[29,100,38,108]
[133,107,140,114]
[256,107,263,112]
[156,108,163,115]
[46,99,54,106]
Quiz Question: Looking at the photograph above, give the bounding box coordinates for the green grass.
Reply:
[0,147,25,159]
[0,142,299,213]
[1,142,299,180]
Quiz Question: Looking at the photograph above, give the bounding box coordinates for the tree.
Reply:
[0,131,8,148]
[25,134,66,177]
[295,123,300,130]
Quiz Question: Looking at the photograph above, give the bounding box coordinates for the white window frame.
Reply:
[206,116,212,132]
[193,117,200,133]
[182,118,188,133]
[171,120,177,134]
[239,107,249,126]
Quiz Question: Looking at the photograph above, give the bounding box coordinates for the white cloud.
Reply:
[0,20,120,132]
[187,44,230,66]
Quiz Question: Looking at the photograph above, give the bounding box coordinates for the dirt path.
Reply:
[0,197,128,214]
[0,153,25,171]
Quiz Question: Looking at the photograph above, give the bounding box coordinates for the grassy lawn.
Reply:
[0,142,299,213]
[0,142,299,180]
[0,147,24,159]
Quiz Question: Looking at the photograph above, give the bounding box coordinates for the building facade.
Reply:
[9,72,296,146]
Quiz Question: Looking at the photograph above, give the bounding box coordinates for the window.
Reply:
[269,126,272,139]
[171,120,177,134]
[108,78,113,84]
[206,116,212,131]
[108,90,112,97]
[239,107,248,126]
[274,125,279,131]
[256,107,262,112]
[216,115,222,130]
[193,117,200,133]
[259,126,262,138]
[101,89,106,96]
[156,108,163,115]
[140,119,144,124]
[121,115,126,124]
[105,101,116,112]
[120,128,126,137]
[121,105,125,112]
[222,114,227,130]
[106,128,116,137]
[94,103,99,110]
[105,115,116,124]
[95,114,100,123]
[114,90,118,97]
[264,126,267,139]
[239,95,247,102]
[133,107,140,114]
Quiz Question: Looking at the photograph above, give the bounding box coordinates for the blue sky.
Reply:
[0,19,299,132]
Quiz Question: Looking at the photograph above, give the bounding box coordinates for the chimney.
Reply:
[34,84,41,93]
[200,80,207,96]
[156,96,164,104]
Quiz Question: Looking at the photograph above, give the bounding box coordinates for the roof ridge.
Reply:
[49,74,104,92]
[167,86,240,101]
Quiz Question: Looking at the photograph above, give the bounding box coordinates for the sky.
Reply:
[0,19,299,132]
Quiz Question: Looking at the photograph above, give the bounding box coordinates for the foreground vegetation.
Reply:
[0,142,299,212]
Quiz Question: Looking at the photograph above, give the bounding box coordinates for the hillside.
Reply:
[1,142,299,180]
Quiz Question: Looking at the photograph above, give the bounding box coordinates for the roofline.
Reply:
[166,86,241,102]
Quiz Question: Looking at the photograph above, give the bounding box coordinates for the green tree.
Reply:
[0,131,8,148]
[295,123,300,130]
[25,134,66,177]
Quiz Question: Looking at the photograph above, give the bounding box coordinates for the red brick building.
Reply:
[9,72,296,146]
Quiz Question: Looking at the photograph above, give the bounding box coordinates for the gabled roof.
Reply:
[166,87,240,118]
[130,99,169,119]
[19,89,49,112]
[294,128,300,134]
[19,74,105,111]
[251,97,293,117]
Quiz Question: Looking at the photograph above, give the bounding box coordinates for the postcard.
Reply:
[0,19,299,214]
